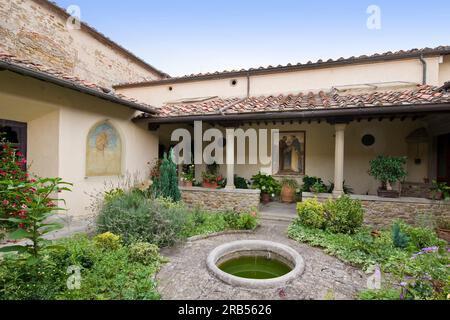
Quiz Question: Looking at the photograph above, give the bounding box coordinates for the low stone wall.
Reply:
[302,193,450,228]
[181,187,261,213]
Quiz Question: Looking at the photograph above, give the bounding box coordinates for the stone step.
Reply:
[260,212,296,222]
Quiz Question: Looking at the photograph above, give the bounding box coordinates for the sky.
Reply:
[54,0,450,77]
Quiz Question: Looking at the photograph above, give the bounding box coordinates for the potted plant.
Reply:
[251,172,281,204]
[429,180,450,201]
[280,178,299,203]
[436,217,450,242]
[368,156,407,198]
[202,162,222,189]
[180,164,195,187]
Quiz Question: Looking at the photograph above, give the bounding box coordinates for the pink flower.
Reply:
[2,200,9,206]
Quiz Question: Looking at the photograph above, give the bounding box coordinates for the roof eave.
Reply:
[134,103,450,124]
[0,60,159,114]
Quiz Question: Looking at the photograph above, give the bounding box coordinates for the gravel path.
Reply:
[157,221,368,300]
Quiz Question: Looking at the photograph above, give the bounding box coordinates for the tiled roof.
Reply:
[115,46,450,88]
[0,50,158,114]
[138,85,450,119]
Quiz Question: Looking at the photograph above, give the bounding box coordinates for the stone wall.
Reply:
[0,0,162,88]
[181,187,261,213]
[303,193,450,228]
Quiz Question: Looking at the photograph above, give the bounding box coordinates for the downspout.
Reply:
[246,72,251,98]
[419,54,427,85]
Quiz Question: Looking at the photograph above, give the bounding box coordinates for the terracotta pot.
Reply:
[437,228,450,243]
[281,186,295,203]
[261,192,271,204]
[202,180,218,189]
[377,189,400,198]
[181,181,193,187]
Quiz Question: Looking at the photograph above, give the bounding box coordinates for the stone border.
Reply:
[180,186,261,194]
[206,240,305,289]
[302,192,447,204]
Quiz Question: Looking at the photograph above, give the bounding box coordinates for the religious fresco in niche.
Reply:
[86,121,122,177]
[277,132,305,175]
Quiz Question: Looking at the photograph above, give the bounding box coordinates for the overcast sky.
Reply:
[54,0,450,77]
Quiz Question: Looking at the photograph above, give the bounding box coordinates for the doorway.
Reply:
[437,133,450,184]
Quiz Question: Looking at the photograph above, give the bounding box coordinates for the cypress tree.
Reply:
[152,150,181,202]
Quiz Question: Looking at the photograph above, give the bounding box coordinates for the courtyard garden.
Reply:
[0,137,449,300]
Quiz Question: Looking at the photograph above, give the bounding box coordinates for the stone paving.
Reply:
[157,220,368,300]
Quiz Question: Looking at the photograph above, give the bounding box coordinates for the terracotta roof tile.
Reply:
[140,85,450,120]
[116,46,450,88]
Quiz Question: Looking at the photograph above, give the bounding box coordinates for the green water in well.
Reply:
[218,256,292,279]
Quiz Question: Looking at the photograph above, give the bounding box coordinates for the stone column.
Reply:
[333,124,346,196]
[225,128,235,190]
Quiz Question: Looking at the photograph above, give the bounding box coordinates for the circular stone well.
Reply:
[207,240,305,289]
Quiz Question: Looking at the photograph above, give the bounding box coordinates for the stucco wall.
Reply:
[117,57,448,107]
[0,71,159,219]
[158,119,427,196]
[0,0,162,88]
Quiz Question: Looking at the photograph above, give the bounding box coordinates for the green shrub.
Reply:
[97,192,187,247]
[391,222,410,249]
[251,172,281,195]
[151,151,181,202]
[128,242,162,266]
[93,232,122,250]
[237,212,259,230]
[324,195,364,234]
[301,176,325,192]
[0,235,162,300]
[396,221,446,252]
[104,188,125,203]
[368,155,407,190]
[296,198,326,229]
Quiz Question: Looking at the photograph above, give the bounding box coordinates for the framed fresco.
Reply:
[274,131,305,175]
[86,121,122,177]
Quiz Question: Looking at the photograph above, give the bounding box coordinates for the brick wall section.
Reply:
[181,187,261,213]
[0,0,162,88]
[303,193,450,228]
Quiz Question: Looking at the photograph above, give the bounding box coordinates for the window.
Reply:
[362,134,375,147]
[0,120,27,159]
[275,131,306,175]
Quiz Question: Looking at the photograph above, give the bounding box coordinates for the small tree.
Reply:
[368,156,407,191]
[152,150,181,202]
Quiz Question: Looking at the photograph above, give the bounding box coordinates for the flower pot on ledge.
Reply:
[181,181,193,188]
[377,188,400,198]
[202,180,219,189]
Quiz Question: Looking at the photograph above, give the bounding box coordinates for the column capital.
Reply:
[335,123,347,131]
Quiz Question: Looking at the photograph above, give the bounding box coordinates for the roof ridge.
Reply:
[41,0,169,79]
[115,46,450,88]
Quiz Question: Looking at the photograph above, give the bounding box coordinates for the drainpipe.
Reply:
[246,72,251,98]
[419,54,427,85]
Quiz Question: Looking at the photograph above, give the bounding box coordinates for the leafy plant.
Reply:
[296,198,326,229]
[430,180,450,200]
[128,242,163,266]
[301,176,325,192]
[236,211,259,230]
[368,156,407,190]
[151,151,181,202]
[323,196,364,234]
[0,177,72,262]
[281,178,299,189]
[180,164,195,182]
[310,181,328,193]
[251,172,281,195]
[326,180,354,194]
